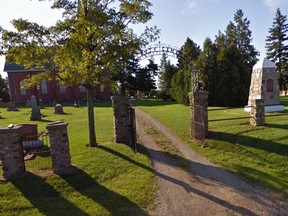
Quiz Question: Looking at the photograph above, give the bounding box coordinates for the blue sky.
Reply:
[1,0,288,77]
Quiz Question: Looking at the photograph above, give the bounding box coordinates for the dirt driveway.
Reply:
[135,108,288,216]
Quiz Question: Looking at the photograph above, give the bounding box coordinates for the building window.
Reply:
[41,80,48,94]
[20,80,26,95]
[100,84,105,92]
[79,85,86,93]
[267,79,273,92]
[60,85,66,94]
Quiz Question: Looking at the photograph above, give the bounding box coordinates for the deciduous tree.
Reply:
[1,0,157,147]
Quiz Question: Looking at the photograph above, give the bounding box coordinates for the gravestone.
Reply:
[39,99,44,109]
[74,101,80,108]
[245,58,284,112]
[7,102,18,111]
[30,95,41,121]
[25,100,32,108]
[54,104,64,114]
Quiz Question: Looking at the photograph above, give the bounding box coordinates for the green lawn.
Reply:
[133,97,288,199]
[0,101,157,216]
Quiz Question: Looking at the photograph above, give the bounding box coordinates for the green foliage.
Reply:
[170,38,201,105]
[266,8,288,90]
[134,98,288,198]
[197,10,258,106]
[0,75,9,102]
[115,59,158,96]
[132,60,158,95]
[0,0,158,147]
[0,103,157,215]
[158,54,177,101]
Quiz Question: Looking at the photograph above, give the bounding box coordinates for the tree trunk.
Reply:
[86,86,97,147]
[120,81,126,96]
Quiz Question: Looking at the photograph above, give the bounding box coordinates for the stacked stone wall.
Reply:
[46,122,73,174]
[111,96,136,150]
[250,99,265,126]
[189,91,209,142]
[0,125,25,179]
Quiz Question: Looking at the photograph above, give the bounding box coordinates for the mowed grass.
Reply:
[0,101,157,216]
[133,97,288,198]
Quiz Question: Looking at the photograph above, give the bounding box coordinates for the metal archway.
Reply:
[136,42,199,92]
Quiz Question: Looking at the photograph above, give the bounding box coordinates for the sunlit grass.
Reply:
[0,101,157,215]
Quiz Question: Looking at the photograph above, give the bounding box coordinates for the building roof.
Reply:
[253,58,276,70]
[4,63,25,72]
[4,63,51,73]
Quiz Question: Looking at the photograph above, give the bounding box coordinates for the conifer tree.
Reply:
[170,38,200,105]
[0,75,9,102]
[158,54,177,100]
[196,37,217,105]
[266,8,288,90]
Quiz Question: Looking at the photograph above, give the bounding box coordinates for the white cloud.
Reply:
[181,0,198,14]
[188,0,198,10]
[263,0,280,9]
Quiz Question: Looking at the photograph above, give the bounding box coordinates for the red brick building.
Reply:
[4,63,111,103]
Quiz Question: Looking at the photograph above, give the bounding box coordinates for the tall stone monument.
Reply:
[245,58,284,112]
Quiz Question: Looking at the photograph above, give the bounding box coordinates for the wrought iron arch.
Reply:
[136,42,199,92]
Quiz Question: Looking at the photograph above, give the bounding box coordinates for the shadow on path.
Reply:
[100,146,258,216]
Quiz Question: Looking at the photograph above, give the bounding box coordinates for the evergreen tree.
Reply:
[0,75,10,102]
[233,9,258,68]
[196,10,258,106]
[266,8,288,90]
[158,54,177,100]
[171,38,200,105]
[196,37,218,105]
[134,60,158,96]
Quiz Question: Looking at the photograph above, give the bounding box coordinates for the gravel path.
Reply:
[135,108,288,216]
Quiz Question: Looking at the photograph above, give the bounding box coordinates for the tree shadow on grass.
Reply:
[233,164,288,199]
[11,172,89,216]
[209,131,288,157]
[60,167,149,216]
[99,145,259,216]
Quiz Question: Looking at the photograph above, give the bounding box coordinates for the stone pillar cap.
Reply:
[253,58,275,70]
[46,121,68,129]
[0,124,22,132]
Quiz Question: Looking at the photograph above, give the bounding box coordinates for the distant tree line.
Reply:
[158,8,288,106]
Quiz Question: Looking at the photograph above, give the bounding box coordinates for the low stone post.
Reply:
[46,122,73,174]
[250,99,265,126]
[0,125,26,179]
[111,96,136,150]
[189,91,209,143]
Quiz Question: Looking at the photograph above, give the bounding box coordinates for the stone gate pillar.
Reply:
[46,122,73,174]
[189,91,209,142]
[111,96,136,150]
[0,125,25,179]
[250,99,265,126]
